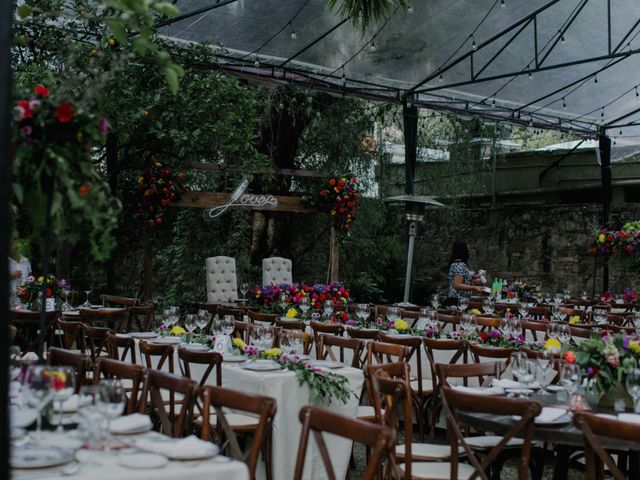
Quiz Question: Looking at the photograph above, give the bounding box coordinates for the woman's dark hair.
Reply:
[449,239,470,265]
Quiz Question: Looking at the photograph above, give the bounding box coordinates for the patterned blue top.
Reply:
[447,260,472,300]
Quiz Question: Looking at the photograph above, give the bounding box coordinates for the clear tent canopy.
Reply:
[160,0,640,159]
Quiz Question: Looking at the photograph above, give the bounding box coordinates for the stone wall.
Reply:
[412,203,640,300]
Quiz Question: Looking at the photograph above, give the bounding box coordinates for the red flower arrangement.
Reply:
[252,281,351,313]
[135,157,186,226]
[318,177,361,233]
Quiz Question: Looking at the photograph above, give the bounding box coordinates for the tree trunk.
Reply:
[105,133,118,292]
[329,226,339,282]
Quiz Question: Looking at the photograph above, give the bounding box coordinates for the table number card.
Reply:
[45,298,55,311]
[213,335,233,355]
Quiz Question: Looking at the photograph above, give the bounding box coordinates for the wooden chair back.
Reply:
[317,334,364,368]
[365,341,408,367]
[79,308,127,332]
[130,300,155,331]
[11,309,59,354]
[441,385,541,480]
[247,310,279,325]
[469,342,517,365]
[520,320,550,342]
[218,307,246,321]
[47,347,90,393]
[177,348,222,387]
[310,321,344,355]
[275,319,306,332]
[573,412,640,480]
[436,361,503,389]
[526,305,551,321]
[138,369,197,437]
[293,405,395,480]
[106,331,136,363]
[101,294,139,307]
[346,327,380,341]
[81,323,112,364]
[93,358,144,414]
[200,385,277,479]
[56,318,84,351]
[138,341,174,373]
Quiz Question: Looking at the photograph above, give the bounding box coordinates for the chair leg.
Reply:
[262,431,273,480]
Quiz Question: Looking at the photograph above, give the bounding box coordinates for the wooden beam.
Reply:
[172,191,317,213]
[182,162,324,178]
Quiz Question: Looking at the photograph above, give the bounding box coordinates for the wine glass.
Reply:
[458,297,469,312]
[427,310,439,330]
[77,385,105,450]
[61,289,72,311]
[280,331,302,357]
[279,293,288,312]
[536,350,554,394]
[416,308,429,330]
[323,300,334,318]
[509,352,527,383]
[551,305,562,322]
[50,366,75,432]
[222,315,235,336]
[547,321,559,340]
[560,363,581,401]
[210,315,223,337]
[558,324,572,344]
[519,303,529,319]
[162,309,173,329]
[356,303,371,323]
[625,368,640,413]
[196,310,210,334]
[554,293,563,305]
[167,307,179,327]
[499,317,512,336]
[298,297,311,319]
[431,294,440,310]
[24,365,54,440]
[82,290,92,308]
[517,358,536,392]
[509,317,522,338]
[185,314,197,339]
[98,380,125,452]
[386,306,400,323]
[482,299,495,315]
[240,283,249,303]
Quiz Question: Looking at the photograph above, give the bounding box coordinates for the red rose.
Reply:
[320,190,327,196]
[155,217,163,225]
[479,333,489,342]
[340,312,348,321]
[34,85,49,97]
[18,100,33,119]
[55,103,75,123]
[78,185,91,197]
[563,351,576,364]
[329,179,336,186]
[46,288,53,298]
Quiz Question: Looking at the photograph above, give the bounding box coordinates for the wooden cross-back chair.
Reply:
[130,300,155,332]
[379,333,432,441]
[47,347,90,393]
[138,369,197,438]
[310,321,344,356]
[79,308,127,332]
[365,341,408,366]
[347,326,381,342]
[81,323,112,364]
[436,362,504,390]
[469,343,517,366]
[573,412,640,480]
[317,334,364,368]
[441,386,541,480]
[369,363,473,480]
[11,309,59,355]
[293,405,396,480]
[94,358,145,414]
[178,348,222,387]
[56,318,84,351]
[247,310,279,325]
[274,319,306,332]
[200,385,277,480]
[139,341,174,372]
[106,331,136,363]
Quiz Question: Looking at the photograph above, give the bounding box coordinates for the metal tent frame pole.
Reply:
[0,0,13,476]
[402,100,418,304]
[599,128,612,292]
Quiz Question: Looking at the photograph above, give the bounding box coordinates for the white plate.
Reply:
[151,336,183,345]
[536,413,572,425]
[182,343,210,351]
[309,360,344,369]
[118,453,168,469]
[241,360,281,371]
[223,355,247,363]
[545,385,564,392]
[11,445,75,469]
[505,388,534,395]
[10,408,38,428]
[130,332,159,339]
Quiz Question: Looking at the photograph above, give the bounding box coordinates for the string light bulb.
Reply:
[561,35,565,44]
[562,97,567,110]
[501,0,505,7]
[254,58,260,68]
[594,74,598,84]
[471,36,477,51]
[635,86,639,98]
[369,40,377,53]
[407,4,413,13]
[528,71,532,80]
[438,74,444,82]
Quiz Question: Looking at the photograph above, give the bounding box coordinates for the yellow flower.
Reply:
[629,340,640,355]
[170,325,186,336]
[285,308,298,318]
[545,338,561,351]
[155,162,161,167]
[264,348,282,359]
[394,319,409,331]
[598,233,606,244]
[37,276,43,283]
[569,316,580,325]
[468,308,482,315]
[232,338,246,349]
[137,176,143,184]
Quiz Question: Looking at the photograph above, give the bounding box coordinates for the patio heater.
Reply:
[384,195,445,306]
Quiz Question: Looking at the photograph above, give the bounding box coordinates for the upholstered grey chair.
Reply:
[205,256,238,302]
[262,257,293,286]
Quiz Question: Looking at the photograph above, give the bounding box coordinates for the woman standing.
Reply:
[446,239,486,305]
[8,236,31,301]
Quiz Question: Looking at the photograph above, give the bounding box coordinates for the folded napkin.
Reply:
[110,413,152,433]
[53,394,79,412]
[135,435,217,458]
[535,407,567,424]
[618,413,640,425]
[451,385,504,396]
[492,379,540,390]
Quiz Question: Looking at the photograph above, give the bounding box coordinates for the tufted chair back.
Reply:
[205,256,238,303]
[262,257,293,286]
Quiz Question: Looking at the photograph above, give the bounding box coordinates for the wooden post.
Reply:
[329,226,339,282]
[143,230,153,301]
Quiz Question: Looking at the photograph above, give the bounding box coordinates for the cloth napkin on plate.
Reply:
[535,407,567,423]
[451,385,504,396]
[53,394,79,412]
[110,413,152,434]
[492,379,540,390]
[135,435,217,458]
[618,413,640,425]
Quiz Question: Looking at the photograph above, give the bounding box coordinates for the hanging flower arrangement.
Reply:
[589,223,640,257]
[135,157,186,226]
[318,177,361,233]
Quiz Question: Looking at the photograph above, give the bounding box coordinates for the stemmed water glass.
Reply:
[536,350,554,394]
[210,316,223,337]
[98,379,125,452]
[386,306,400,323]
[185,314,197,340]
[196,310,211,334]
[279,293,288,313]
[509,351,527,383]
[82,290,92,308]
[77,385,104,450]
[222,315,235,336]
[50,366,75,432]
[356,303,371,324]
[519,303,529,319]
[514,357,536,393]
[625,368,640,413]
[280,331,302,357]
[61,288,72,311]
[427,310,439,331]
[240,283,249,303]
[551,305,562,322]
[417,308,430,330]
[431,294,440,310]
[458,297,469,312]
[558,324,572,344]
[499,317,513,337]
[298,297,311,320]
[560,363,581,405]
[323,300,334,318]
[509,317,522,338]
[482,299,495,315]
[547,322,560,341]
[24,365,54,440]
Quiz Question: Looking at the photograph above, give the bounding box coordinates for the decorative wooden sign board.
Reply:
[172,192,316,213]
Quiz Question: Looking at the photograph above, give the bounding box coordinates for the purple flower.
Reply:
[98,117,109,136]
[60,279,70,290]
[515,334,525,345]
[159,325,167,331]
[490,329,501,339]
[28,99,40,111]
[623,336,631,350]
[21,125,32,137]
[376,317,383,326]
[27,276,35,283]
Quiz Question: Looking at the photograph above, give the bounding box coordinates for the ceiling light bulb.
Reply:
[438,74,443,82]
[290,31,297,40]
[369,41,377,53]
[472,40,477,51]
[408,4,413,13]
[254,60,260,67]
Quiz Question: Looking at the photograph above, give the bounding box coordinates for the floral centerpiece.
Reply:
[135,157,186,226]
[590,222,640,258]
[252,281,351,313]
[317,177,361,233]
[476,329,526,349]
[17,275,69,309]
[231,338,351,403]
[506,281,539,302]
[567,332,640,396]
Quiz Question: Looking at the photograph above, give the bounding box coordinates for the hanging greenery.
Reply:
[327,0,410,30]
[316,177,362,234]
